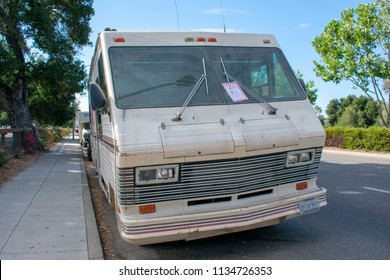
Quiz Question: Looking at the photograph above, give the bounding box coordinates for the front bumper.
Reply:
[117,188,327,245]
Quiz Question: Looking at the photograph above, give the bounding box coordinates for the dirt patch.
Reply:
[0,153,40,187]
[84,160,124,260]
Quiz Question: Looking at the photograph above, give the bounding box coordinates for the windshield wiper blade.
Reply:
[220,57,277,115]
[172,58,209,121]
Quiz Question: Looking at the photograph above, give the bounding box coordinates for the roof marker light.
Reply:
[185,37,217,43]
[114,37,125,43]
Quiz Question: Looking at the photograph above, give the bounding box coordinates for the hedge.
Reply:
[325,127,390,151]
[39,128,72,148]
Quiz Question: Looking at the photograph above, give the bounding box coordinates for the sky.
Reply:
[78,0,371,114]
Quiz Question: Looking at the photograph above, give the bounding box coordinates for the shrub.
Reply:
[325,127,390,151]
[22,130,35,154]
[38,128,71,148]
[0,146,7,166]
[15,148,24,159]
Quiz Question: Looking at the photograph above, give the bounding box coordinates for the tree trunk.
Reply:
[1,77,44,151]
[7,79,31,128]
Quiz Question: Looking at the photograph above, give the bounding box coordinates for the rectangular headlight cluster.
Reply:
[286,149,315,167]
[135,164,179,185]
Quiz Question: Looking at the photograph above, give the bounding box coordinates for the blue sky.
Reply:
[79,0,370,113]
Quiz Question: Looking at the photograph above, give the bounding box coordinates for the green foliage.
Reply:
[304,80,318,105]
[28,56,87,126]
[39,128,71,148]
[325,126,390,151]
[326,95,379,127]
[326,99,341,126]
[314,105,325,126]
[0,146,7,166]
[0,0,94,131]
[295,71,318,105]
[313,0,390,127]
[14,148,23,160]
[337,106,361,127]
[0,110,9,126]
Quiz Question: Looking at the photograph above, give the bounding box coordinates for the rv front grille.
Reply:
[116,147,322,206]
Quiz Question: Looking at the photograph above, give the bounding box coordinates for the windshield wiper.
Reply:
[220,57,277,115]
[172,58,209,121]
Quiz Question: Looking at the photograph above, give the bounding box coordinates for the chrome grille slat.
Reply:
[181,163,319,186]
[116,148,323,205]
[184,153,285,166]
[181,160,285,178]
[134,168,318,198]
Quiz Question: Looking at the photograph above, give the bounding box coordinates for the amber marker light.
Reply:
[296,182,308,191]
[114,37,125,42]
[139,204,156,214]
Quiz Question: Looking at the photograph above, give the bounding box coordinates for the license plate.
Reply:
[299,198,320,214]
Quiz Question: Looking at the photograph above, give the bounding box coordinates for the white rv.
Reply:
[76,111,90,146]
[88,31,327,245]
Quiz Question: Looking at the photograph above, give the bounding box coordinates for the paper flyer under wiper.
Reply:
[222,81,248,102]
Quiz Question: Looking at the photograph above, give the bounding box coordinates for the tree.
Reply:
[0,0,94,149]
[28,56,87,126]
[337,106,361,127]
[314,105,325,126]
[325,98,341,126]
[313,0,390,127]
[295,70,318,105]
[325,95,379,127]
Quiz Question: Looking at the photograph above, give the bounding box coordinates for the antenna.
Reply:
[174,0,180,31]
[220,0,226,32]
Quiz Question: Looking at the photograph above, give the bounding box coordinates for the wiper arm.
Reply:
[220,57,277,115]
[172,58,209,121]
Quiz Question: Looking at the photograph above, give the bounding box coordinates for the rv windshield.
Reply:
[109,46,306,109]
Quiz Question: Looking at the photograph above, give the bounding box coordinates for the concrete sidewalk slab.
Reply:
[0,136,103,260]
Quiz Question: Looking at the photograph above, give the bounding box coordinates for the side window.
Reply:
[273,53,295,98]
[251,64,269,97]
[97,54,107,94]
[95,54,109,129]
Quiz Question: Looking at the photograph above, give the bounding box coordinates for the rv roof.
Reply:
[99,31,280,48]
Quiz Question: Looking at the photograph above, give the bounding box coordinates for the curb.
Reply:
[323,147,390,159]
[80,156,104,260]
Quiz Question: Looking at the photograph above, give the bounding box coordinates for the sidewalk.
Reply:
[0,136,103,260]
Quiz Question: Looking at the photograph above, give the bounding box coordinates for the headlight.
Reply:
[287,154,299,164]
[157,168,174,179]
[135,164,179,185]
[286,149,314,167]
[300,152,312,162]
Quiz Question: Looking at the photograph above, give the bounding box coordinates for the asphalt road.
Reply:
[93,149,390,260]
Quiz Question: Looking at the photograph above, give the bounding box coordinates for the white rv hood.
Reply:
[114,101,325,162]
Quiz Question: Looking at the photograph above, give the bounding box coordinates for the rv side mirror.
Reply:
[89,82,107,111]
[299,79,307,93]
